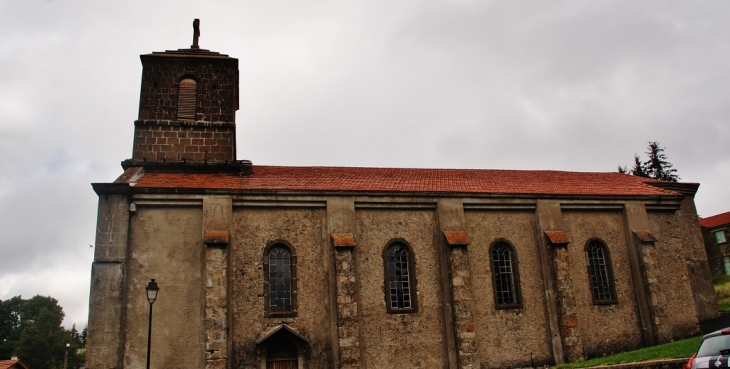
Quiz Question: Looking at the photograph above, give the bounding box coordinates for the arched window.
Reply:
[177,78,197,120]
[490,241,522,309]
[264,243,297,316]
[383,240,417,313]
[585,240,617,304]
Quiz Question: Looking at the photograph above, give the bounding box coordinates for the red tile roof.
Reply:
[700,212,730,229]
[125,165,683,197]
[0,360,28,369]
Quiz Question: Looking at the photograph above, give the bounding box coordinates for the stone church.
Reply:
[85,22,717,369]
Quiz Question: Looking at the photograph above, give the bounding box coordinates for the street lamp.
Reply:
[63,343,70,369]
[145,279,159,369]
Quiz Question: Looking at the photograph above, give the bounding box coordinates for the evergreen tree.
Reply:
[617,141,680,182]
[631,154,649,177]
[81,325,87,347]
[643,141,679,182]
[70,324,81,346]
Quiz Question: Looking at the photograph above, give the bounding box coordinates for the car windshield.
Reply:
[698,335,730,358]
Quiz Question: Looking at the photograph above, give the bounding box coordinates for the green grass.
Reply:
[714,275,730,312]
[552,335,701,368]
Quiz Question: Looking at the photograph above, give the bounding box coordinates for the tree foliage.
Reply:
[631,153,649,177]
[0,295,85,369]
[644,141,679,181]
[0,296,23,360]
[618,141,680,182]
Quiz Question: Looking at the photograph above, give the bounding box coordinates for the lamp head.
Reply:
[145,279,159,304]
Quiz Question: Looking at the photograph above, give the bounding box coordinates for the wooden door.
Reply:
[266,357,297,369]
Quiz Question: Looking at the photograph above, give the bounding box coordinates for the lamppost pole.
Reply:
[145,279,159,369]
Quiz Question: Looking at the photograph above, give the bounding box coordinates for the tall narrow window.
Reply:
[490,241,522,309]
[384,241,417,313]
[177,78,196,120]
[586,240,617,304]
[264,243,297,316]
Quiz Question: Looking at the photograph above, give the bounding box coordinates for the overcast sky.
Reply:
[1,1,728,328]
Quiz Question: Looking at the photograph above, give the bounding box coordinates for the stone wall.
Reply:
[131,121,235,162]
[203,197,232,369]
[355,209,449,369]
[676,196,719,323]
[230,207,333,368]
[647,210,704,341]
[552,244,584,362]
[334,248,360,368]
[86,194,129,369]
[466,210,553,368]
[138,55,238,122]
[563,211,643,358]
[129,52,239,164]
[125,206,205,369]
[87,191,716,369]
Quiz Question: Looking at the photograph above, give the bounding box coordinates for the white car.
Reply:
[684,328,730,369]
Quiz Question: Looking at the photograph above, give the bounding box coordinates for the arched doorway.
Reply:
[265,333,297,369]
[256,324,309,369]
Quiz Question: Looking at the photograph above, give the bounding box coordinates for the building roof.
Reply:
[145,47,234,59]
[700,211,730,229]
[256,324,310,345]
[113,165,688,197]
[0,360,28,369]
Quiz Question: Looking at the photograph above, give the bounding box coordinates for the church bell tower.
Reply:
[122,19,247,171]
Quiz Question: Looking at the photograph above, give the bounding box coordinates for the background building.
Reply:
[700,211,730,276]
[0,358,29,369]
[85,25,717,369]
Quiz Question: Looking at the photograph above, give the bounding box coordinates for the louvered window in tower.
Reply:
[177,78,197,120]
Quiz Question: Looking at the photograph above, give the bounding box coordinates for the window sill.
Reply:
[265,311,297,318]
[495,304,523,310]
[386,308,418,314]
